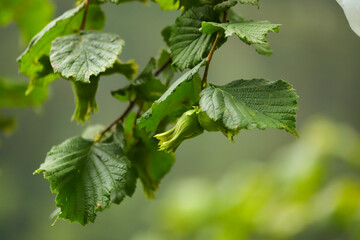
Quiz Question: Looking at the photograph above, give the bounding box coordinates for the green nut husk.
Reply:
[197,110,239,142]
[154,109,204,154]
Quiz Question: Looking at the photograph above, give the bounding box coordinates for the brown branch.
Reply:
[201,10,228,89]
[94,100,136,142]
[94,56,172,142]
[154,58,172,77]
[80,0,90,31]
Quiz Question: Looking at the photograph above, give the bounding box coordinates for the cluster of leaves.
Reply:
[14,0,299,225]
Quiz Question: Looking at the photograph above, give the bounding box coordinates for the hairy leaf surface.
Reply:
[50,31,124,83]
[169,5,219,70]
[200,79,298,136]
[35,136,132,225]
[137,61,204,132]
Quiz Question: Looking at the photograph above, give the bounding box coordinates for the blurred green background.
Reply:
[1,0,360,239]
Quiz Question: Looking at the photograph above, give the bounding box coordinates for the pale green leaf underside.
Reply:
[35,136,130,225]
[50,30,124,83]
[200,79,298,136]
[201,21,280,55]
[137,60,204,132]
[169,5,219,70]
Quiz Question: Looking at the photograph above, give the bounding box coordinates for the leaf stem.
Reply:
[94,100,136,142]
[201,10,228,89]
[80,0,90,31]
[154,58,172,77]
[94,57,172,142]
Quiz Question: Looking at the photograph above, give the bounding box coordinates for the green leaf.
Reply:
[154,0,179,10]
[127,128,175,198]
[0,0,54,42]
[161,26,172,47]
[111,124,137,204]
[0,77,47,108]
[238,0,259,7]
[50,30,124,83]
[112,58,166,102]
[95,0,148,4]
[35,136,131,225]
[199,79,299,137]
[101,59,138,80]
[71,77,99,123]
[17,3,105,93]
[214,0,237,12]
[169,5,220,70]
[201,21,280,55]
[137,61,204,132]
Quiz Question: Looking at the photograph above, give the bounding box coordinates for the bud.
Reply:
[154,109,204,154]
[197,110,239,142]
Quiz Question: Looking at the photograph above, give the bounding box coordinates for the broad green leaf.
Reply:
[112,58,166,102]
[169,5,220,70]
[35,136,132,225]
[0,77,47,108]
[201,21,280,55]
[18,3,105,93]
[50,31,124,83]
[0,0,54,42]
[127,128,175,198]
[71,77,99,123]
[101,59,138,80]
[199,79,299,136]
[137,61,204,132]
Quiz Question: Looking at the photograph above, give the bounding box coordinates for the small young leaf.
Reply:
[112,58,166,102]
[137,61,204,132]
[169,5,220,70]
[200,79,299,136]
[201,21,280,55]
[157,49,174,86]
[71,77,99,123]
[35,136,131,225]
[50,31,124,83]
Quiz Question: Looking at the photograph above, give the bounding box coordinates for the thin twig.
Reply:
[201,10,228,89]
[94,100,136,142]
[94,58,172,142]
[80,0,90,31]
[154,58,172,77]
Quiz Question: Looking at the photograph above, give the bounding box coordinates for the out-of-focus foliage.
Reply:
[0,0,54,42]
[131,117,360,240]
